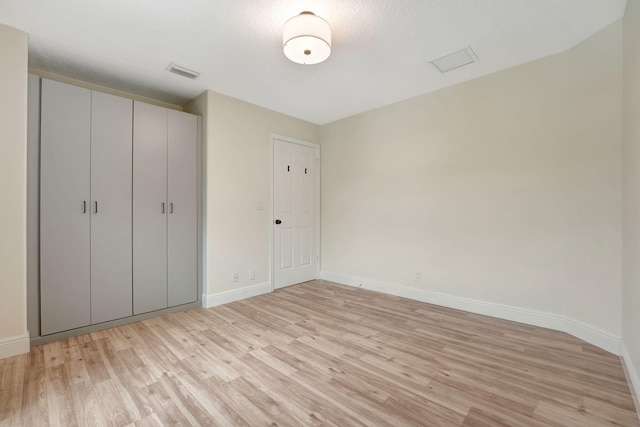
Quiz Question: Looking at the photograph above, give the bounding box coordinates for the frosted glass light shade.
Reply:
[283,11,331,65]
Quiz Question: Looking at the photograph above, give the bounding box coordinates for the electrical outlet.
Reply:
[414,271,422,284]
[249,269,256,280]
[232,272,239,283]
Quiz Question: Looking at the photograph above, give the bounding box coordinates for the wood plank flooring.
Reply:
[1,280,638,426]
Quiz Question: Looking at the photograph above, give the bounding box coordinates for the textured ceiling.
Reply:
[0,0,627,124]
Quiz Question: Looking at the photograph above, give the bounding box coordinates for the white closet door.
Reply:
[133,102,168,314]
[40,79,91,335]
[167,110,198,306]
[273,139,318,289]
[90,91,133,324]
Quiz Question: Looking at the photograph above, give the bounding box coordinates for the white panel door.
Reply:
[40,79,91,335]
[90,91,133,324]
[133,102,168,315]
[167,110,198,307]
[273,138,318,289]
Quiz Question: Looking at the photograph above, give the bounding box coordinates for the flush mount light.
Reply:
[283,11,331,65]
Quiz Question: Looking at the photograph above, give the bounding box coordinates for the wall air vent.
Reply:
[431,47,478,73]
[167,62,201,80]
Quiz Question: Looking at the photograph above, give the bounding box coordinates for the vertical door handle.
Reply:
[94,201,98,214]
[170,202,174,214]
[82,200,87,214]
[161,202,165,214]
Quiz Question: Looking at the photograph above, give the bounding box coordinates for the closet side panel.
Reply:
[27,75,40,337]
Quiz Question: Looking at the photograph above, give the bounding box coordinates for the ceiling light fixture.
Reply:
[283,11,331,65]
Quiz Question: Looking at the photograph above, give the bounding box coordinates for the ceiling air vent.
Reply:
[167,62,200,80]
[431,47,478,73]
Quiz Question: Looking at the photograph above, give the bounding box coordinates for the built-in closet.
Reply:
[31,76,201,338]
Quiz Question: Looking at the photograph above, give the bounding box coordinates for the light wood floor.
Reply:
[1,280,638,426]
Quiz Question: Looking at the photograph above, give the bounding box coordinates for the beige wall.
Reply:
[320,21,623,337]
[0,24,29,355]
[186,90,319,297]
[1,11,631,372]
[623,0,640,405]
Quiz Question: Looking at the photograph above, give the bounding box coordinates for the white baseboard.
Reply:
[320,271,620,355]
[0,332,30,359]
[564,319,620,356]
[621,342,640,418]
[204,282,272,308]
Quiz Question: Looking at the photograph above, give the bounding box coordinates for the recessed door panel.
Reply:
[279,150,294,214]
[299,226,311,267]
[279,227,294,270]
[298,151,311,214]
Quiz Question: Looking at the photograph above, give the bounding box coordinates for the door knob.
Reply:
[275,219,282,224]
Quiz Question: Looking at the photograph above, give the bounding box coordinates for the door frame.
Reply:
[270,134,321,291]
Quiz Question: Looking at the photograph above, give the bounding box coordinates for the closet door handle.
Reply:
[169,202,174,214]
[161,202,165,214]
[94,201,98,214]
[82,200,87,214]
